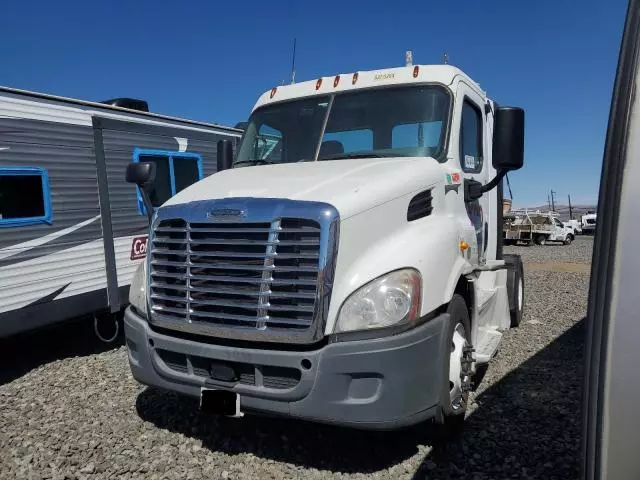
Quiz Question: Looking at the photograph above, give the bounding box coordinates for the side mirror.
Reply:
[217,139,234,172]
[493,107,525,171]
[465,106,525,202]
[126,161,156,187]
[126,162,156,221]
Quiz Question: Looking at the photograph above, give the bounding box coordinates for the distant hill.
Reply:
[514,204,597,221]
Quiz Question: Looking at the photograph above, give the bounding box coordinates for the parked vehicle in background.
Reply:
[563,219,583,235]
[582,212,597,235]
[504,210,574,245]
[124,60,526,434]
[0,87,241,338]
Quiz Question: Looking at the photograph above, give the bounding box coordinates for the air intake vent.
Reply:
[407,190,433,221]
[101,98,149,112]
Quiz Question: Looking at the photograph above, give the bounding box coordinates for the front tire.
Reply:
[436,294,473,436]
[564,234,574,245]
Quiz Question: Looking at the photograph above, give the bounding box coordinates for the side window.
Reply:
[0,167,52,227]
[460,100,484,173]
[134,150,203,215]
[321,129,373,157]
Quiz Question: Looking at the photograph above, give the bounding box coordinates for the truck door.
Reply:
[552,217,565,240]
[457,83,490,264]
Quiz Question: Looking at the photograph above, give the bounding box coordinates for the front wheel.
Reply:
[564,234,574,245]
[436,294,473,436]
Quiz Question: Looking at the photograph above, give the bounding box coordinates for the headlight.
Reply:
[129,260,147,316]
[335,269,421,333]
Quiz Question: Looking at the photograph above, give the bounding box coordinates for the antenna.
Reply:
[405,50,413,67]
[290,38,297,84]
[443,52,449,65]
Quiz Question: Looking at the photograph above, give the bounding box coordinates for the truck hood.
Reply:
[165,157,445,219]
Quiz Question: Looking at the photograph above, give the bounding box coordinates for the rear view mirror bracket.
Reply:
[125,162,156,222]
[464,169,507,202]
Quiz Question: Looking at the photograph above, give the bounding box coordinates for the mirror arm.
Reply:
[138,185,154,221]
[481,168,508,194]
[464,169,508,202]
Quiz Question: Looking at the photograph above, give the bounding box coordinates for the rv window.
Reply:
[173,157,201,194]
[133,150,203,215]
[0,167,52,227]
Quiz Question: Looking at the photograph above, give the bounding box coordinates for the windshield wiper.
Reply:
[233,159,275,167]
[318,152,392,161]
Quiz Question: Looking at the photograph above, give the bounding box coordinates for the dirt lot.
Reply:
[0,237,593,480]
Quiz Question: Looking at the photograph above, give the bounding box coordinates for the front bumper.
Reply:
[124,307,449,430]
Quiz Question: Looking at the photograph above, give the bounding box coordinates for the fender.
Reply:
[325,196,463,334]
[443,255,475,306]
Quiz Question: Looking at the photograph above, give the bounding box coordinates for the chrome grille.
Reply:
[147,202,334,343]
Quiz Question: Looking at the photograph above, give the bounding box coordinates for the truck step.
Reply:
[475,328,502,364]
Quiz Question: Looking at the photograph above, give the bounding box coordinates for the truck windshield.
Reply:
[234,85,450,166]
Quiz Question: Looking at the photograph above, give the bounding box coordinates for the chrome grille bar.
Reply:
[147,199,339,344]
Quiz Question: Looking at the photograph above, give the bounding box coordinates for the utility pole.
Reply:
[551,190,557,212]
[568,194,573,219]
[548,193,551,211]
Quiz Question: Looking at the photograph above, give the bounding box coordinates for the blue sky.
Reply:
[0,0,627,207]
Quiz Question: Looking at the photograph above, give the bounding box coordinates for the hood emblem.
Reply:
[207,208,247,221]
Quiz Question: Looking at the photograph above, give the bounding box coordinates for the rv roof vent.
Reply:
[101,98,149,112]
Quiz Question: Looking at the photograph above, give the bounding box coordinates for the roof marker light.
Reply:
[270,87,277,98]
[352,72,359,85]
[413,66,419,78]
[333,75,340,87]
[315,78,323,90]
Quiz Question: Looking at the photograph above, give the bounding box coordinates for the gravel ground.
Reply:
[0,237,592,480]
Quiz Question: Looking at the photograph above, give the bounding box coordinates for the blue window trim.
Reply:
[0,167,53,228]
[132,148,204,216]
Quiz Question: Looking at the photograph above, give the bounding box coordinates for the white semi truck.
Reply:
[123,62,525,433]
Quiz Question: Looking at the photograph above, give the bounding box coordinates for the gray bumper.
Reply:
[124,307,449,430]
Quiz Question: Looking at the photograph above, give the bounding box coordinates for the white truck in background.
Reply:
[563,219,582,235]
[504,211,575,245]
[582,212,597,235]
[123,60,525,434]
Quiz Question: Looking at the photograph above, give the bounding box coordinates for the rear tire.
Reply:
[504,254,524,327]
[435,294,473,437]
[534,234,547,245]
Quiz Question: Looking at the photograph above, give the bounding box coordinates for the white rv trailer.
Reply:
[0,87,242,337]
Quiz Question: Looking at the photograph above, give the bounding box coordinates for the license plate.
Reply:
[200,388,243,418]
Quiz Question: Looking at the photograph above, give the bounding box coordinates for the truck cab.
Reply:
[124,63,525,432]
[582,212,597,235]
